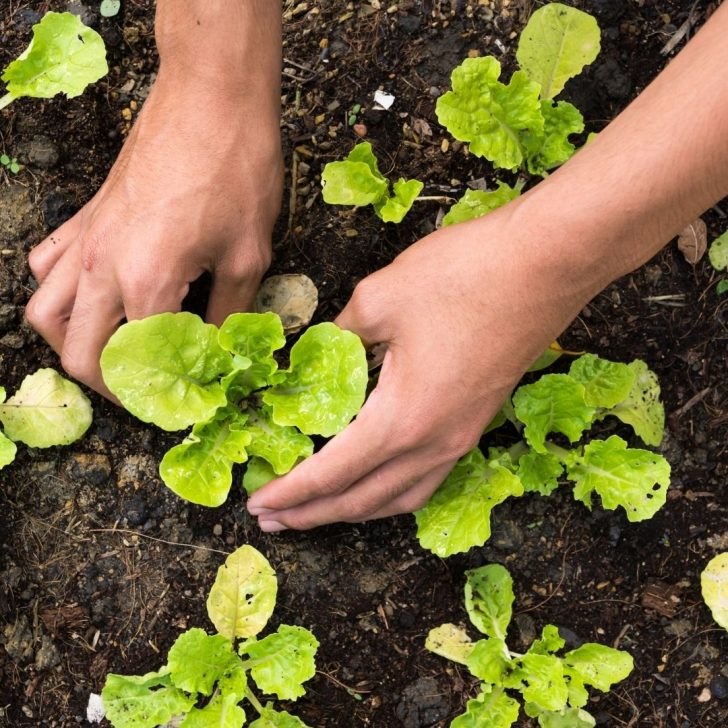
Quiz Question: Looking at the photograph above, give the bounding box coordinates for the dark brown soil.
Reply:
[0,1,726,727]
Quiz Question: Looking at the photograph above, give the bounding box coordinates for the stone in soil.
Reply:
[395,675,450,728]
[0,184,37,245]
[17,135,60,170]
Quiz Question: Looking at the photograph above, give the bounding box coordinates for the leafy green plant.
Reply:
[321,142,423,223]
[102,544,319,727]
[0,368,93,470]
[708,230,728,294]
[436,3,599,176]
[0,11,108,111]
[0,153,21,174]
[99,312,368,507]
[701,552,728,630]
[415,354,670,557]
[427,564,633,727]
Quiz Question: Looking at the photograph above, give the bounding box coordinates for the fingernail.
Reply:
[247,505,274,516]
[259,520,288,533]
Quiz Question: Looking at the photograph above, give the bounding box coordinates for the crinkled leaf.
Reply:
[701,552,728,630]
[709,231,728,271]
[180,693,245,728]
[0,368,92,447]
[425,624,475,665]
[568,354,636,408]
[241,625,318,700]
[101,670,195,728]
[563,643,633,692]
[218,313,285,395]
[530,625,565,655]
[207,545,278,642]
[505,653,568,711]
[513,374,595,452]
[243,407,313,475]
[525,100,584,176]
[160,409,251,507]
[436,57,542,170]
[441,182,520,227]
[0,431,16,469]
[242,457,279,496]
[249,708,310,728]
[516,3,601,100]
[168,629,242,696]
[2,12,108,102]
[516,451,563,495]
[465,637,511,684]
[263,323,367,437]
[538,708,596,728]
[602,359,664,446]
[569,435,670,521]
[451,688,520,728]
[321,142,388,207]
[415,448,524,557]
[101,312,231,431]
[375,178,424,223]
[465,563,514,640]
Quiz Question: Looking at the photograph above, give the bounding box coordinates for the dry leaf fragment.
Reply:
[255,274,318,333]
[677,218,707,264]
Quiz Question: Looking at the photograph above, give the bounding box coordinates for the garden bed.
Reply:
[0,0,726,726]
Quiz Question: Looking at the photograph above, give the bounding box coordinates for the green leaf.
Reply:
[415,448,524,557]
[249,709,310,728]
[168,629,242,696]
[436,57,543,170]
[513,374,595,452]
[516,3,601,100]
[218,313,286,395]
[375,178,424,223]
[529,625,565,655]
[451,688,520,728]
[568,354,636,408]
[217,663,249,703]
[263,322,368,437]
[708,231,728,271]
[701,552,728,630]
[516,450,563,495]
[538,708,596,728]
[207,545,278,642]
[505,653,568,711]
[242,457,279,495]
[465,637,511,684]
[0,155,9,164]
[464,563,514,640]
[0,368,92,447]
[717,279,728,295]
[160,408,251,507]
[101,312,231,431]
[563,643,633,692]
[441,182,520,227]
[243,406,314,475]
[0,430,16,469]
[2,12,108,104]
[241,625,318,700]
[425,624,475,665]
[321,142,388,207]
[568,435,670,522]
[525,100,584,176]
[101,670,195,728]
[527,342,564,373]
[180,693,245,728]
[100,0,122,18]
[601,359,664,446]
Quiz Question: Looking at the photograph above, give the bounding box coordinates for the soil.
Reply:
[0,1,726,726]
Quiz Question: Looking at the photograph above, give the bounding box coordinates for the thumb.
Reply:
[334,277,390,350]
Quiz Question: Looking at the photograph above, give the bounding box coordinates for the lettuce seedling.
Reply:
[436,3,599,176]
[321,142,423,223]
[428,564,633,727]
[441,181,522,228]
[0,368,93,470]
[102,544,319,728]
[416,354,670,557]
[100,312,368,507]
[708,230,728,294]
[0,11,108,111]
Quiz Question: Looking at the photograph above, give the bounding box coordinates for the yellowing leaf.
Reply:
[677,218,707,264]
[701,552,728,630]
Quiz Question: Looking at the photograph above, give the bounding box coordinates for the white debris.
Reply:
[86,693,105,723]
[373,90,395,110]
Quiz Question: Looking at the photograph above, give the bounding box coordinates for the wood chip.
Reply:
[641,579,682,617]
[677,218,707,264]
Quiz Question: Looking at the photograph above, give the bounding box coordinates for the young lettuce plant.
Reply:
[436,2,600,176]
[0,369,93,470]
[102,544,319,728]
[0,12,108,111]
[427,564,633,727]
[415,354,671,557]
[100,312,368,507]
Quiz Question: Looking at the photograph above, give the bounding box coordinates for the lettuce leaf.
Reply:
[451,688,520,728]
[249,709,310,728]
[465,637,511,684]
[524,100,584,176]
[562,643,634,692]
[425,624,475,665]
[321,142,388,207]
[701,552,728,630]
[0,430,16,469]
[242,457,279,495]
[180,693,245,728]
[441,182,520,227]
[464,564,514,641]
[568,354,636,408]
[504,652,568,712]
[516,451,563,495]
[709,230,728,271]
[529,625,565,655]
[375,178,424,223]
[538,708,596,728]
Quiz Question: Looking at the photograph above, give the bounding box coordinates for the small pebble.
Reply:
[213,524,223,537]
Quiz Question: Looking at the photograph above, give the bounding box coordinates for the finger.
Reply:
[28,213,83,283]
[122,273,189,321]
[257,456,455,531]
[60,273,125,396]
[334,277,389,349]
[24,244,83,354]
[206,253,268,325]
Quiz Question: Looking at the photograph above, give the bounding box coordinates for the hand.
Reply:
[247,202,587,530]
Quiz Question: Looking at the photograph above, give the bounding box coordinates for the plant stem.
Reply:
[413,195,456,203]
[0,93,16,111]
[543,442,573,461]
[246,687,265,715]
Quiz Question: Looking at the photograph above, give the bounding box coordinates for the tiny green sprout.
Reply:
[347,103,361,126]
[0,154,21,174]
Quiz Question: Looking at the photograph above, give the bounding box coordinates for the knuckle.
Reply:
[60,345,94,383]
[24,293,58,331]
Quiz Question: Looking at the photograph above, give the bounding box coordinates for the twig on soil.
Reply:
[642,293,687,307]
[286,149,300,239]
[317,670,372,696]
[89,528,231,556]
[660,1,700,56]
[413,195,456,203]
[672,387,711,417]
